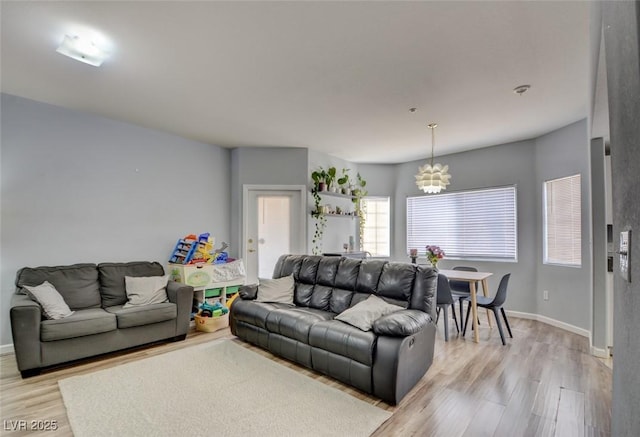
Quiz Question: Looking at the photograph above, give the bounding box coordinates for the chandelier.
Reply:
[415,123,451,194]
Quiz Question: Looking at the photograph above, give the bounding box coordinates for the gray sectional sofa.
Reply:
[230,254,438,405]
[10,261,194,377]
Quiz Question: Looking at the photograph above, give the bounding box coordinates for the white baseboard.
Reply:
[505,311,610,359]
[0,343,14,356]
[590,346,609,358]
[505,310,591,338]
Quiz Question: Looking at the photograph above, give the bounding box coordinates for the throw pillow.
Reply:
[255,275,295,304]
[335,295,404,331]
[23,281,75,320]
[123,275,169,308]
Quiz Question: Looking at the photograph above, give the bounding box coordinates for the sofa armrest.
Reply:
[10,294,43,372]
[238,284,258,300]
[166,281,194,336]
[372,309,431,337]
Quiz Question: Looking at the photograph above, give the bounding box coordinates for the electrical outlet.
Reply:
[543,290,549,301]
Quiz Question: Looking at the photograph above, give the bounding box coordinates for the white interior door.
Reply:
[244,186,306,284]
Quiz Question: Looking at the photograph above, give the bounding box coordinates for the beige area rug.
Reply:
[58,339,391,437]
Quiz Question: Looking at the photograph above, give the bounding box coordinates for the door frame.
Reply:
[241,184,308,270]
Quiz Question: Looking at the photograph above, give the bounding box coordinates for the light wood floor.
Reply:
[0,316,611,436]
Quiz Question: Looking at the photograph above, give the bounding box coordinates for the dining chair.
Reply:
[436,274,460,341]
[449,266,480,330]
[462,273,513,345]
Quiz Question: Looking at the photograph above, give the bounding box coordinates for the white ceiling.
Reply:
[1,1,590,164]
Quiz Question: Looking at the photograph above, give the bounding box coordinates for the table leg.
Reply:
[481,279,493,328]
[470,281,479,343]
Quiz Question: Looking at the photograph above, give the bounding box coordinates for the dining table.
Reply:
[438,269,494,343]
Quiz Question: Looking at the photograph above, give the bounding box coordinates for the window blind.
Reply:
[361,197,390,257]
[544,174,581,266]
[406,186,517,261]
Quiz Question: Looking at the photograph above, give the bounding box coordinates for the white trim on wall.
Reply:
[506,310,607,358]
[0,343,14,356]
[506,310,590,337]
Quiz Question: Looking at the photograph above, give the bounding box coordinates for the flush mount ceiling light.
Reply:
[415,123,451,194]
[56,35,110,66]
[513,84,531,95]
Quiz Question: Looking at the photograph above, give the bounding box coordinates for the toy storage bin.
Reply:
[204,285,241,298]
[168,263,215,288]
[194,313,229,333]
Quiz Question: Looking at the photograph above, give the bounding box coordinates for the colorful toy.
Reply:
[225,293,239,309]
[189,233,215,264]
[199,300,229,316]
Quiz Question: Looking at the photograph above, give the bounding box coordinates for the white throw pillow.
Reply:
[123,275,169,308]
[23,281,75,320]
[335,295,404,331]
[255,275,295,305]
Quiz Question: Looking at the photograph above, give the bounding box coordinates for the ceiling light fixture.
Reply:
[415,123,451,194]
[56,35,109,67]
[513,84,531,95]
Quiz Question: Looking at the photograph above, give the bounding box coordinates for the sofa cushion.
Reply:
[256,275,294,304]
[23,281,74,320]
[335,295,403,331]
[123,275,169,308]
[16,264,101,310]
[334,258,360,290]
[231,300,294,330]
[265,307,334,343]
[355,260,386,293]
[308,319,377,366]
[104,303,177,328]
[372,309,431,337]
[377,262,416,303]
[274,255,305,280]
[98,262,165,307]
[40,308,116,341]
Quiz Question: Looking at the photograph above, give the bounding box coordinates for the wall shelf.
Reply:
[315,190,355,200]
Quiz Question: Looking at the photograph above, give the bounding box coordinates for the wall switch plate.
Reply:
[543,290,549,300]
[619,230,631,282]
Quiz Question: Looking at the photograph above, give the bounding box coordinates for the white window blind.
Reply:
[544,174,581,266]
[407,186,517,261]
[361,197,390,257]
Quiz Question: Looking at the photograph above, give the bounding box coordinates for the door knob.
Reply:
[248,249,256,253]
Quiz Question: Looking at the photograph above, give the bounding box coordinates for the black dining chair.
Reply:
[449,266,480,330]
[462,273,513,345]
[436,274,460,341]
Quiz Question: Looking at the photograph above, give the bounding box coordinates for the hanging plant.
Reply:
[311,194,327,255]
[352,172,368,245]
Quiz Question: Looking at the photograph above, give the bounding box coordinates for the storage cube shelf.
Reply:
[204,285,240,298]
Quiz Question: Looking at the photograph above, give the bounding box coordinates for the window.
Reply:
[544,174,581,266]
[361,197,390,257]
[406,186,517,261]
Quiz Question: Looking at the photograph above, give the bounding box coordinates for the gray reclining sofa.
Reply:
[10,261,194,377]
[230,254,437,405]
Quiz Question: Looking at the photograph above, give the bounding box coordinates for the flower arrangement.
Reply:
[426,245,445,267]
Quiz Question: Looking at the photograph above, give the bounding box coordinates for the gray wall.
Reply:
[391,139,538,315]
[534,119,592,330]
[361,120,592,329]
[603,1,640,434]
[230,147,309,256]
[0,94,231,346]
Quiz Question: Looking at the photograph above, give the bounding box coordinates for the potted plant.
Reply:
[326,166,338,192]
[337,168,351,195]
[311,167,328,192]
